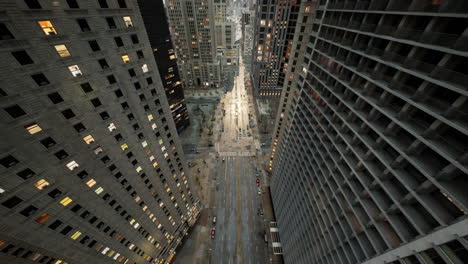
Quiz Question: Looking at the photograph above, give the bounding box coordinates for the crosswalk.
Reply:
[218,151,256,157]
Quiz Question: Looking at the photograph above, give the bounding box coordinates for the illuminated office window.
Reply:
[153,161,158,168]
[38,21,57,35]
[54,45,71,57]
[141,141,147,147]
[123,16,133,27]
[108,123,117,131]
[141,64,148,73]
[34,179,49,190]
[60,197,73,206]
[151,123,157,130]
[83,135,94,144]
[68,65,82,77]
[70,231,82,240]
[66,161,79,171]
[25,123,42,134]
[136,166,142,173]
[121,54,130,63]
[120,143,128,150]
[95,187,104,194]
[86,179,96,187]
[147,114,153,121]
[93,146,103,155]
[35,213,50,223]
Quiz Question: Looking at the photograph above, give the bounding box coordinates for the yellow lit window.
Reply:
[120,143,128,150]
[38,20,57,35]
[68,65,82,77]
[145,148,152,154]
[152,161,158,168]
[70,231,82,240]
[136,166,142,173]
[54,44,71,57]
[95,187,104,194]
[151,123,157,130]
[141,141,147,147]
[108,123,117,131]
[169,55,176,60]
[134,196,141,202]
[164,153,169,158]
[86,179,96,187]
[158,139,163,145]
[147,114,153,121]
[123,16,133,27]
[122,54,130,63]
[34,179,50,190]
[83,135,94,144]
[142,64,148,73]
[35,213,50,223]
[60,197,73,206]
[25,123,42,134]
[66,161,79,171]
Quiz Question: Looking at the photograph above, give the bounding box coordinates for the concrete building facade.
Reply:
[138,0,190,134]
[0,0,200,263]
[270,0,468,263]
[165,0,222,89]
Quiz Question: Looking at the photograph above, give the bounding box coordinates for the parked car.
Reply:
[211,227,216,239]
[256,178,260,186]
[212,216,217,224]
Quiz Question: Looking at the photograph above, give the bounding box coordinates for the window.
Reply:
[90,98,102,107]
[122,16,133,27]
[35,213,50,223]
[136,166,142,173]
[48,188,62,198]
[4,105,26,118]
[98,58,109,69]
[60,197,73,206]
[48,220,63,230]
[25,123,42,134]
[106,17,116,29]
[17,168,35,179]
[12,50,34,65]
[61,109,75,119]
[68,65,82,77]
[77,170,88,179]
[88,40,100,52]
[141,141,147,147]
[83,135,95,144]
[20,205,38,217]
[107,75,117,84]
[48,92,64,104]
[98,0,108,8]
[37,21,57,35]
[136,50,144,59]
[71,231,82,240]
[131,34,139,44]
[0,23,14,40]
[25,0,42,9]
[146,77,153,84]
[118,0,127,8]
[93,146,103,155]
[60,225,72,235]
[114,89,123,98]
[122,54,130,63]
[67,0,79,8]
[54,150,68,160]
[108,123,117,131]
[99,111,109,120]
[114,37,124,47]
[169,55,175,60]
[54,44,71,57]
[2,196,23,209]
[66,161,79,171]
[134,82,141,90]
[74,122,86,132]
[0,155,18,168]
[141,64,148,73]
[86,179,96,187]
[77,19,90,32]
[33,179,49,191]
[40,137,56,148]
[31,73,49,86]
[95,187,104,194]
[120,144,128,150]
[80,83,93,93]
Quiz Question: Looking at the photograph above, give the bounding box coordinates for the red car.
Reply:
[256,178,260,186]
[211,227,216,239]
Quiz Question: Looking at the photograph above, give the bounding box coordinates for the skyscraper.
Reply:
[214,0,239,76]
[138,0,190,133]
[0,0,200,263]
[166,0,222,89]
[271,0,468,263]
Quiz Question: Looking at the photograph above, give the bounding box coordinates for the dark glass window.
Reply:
[61,108,75,119]
[40,137,56,148]
[99,111,110,120]
[66,0,79,8]
[54,150,68,160]
[98,58,109,69]
[12,50,34,65]
[136,50,144,59]
[73,122,86,132]
[121,102,129,110]
[17,168,36,179]
[48,188,62,198]
[106,17,116,29]
[48,220,62,230]
[118,0,127,8]
[107,75,116,84]
[1,196,23,208]
[114,89,123,98]
[70,204,82,213]
[90,98,102,107]
[77,170,88,179]
[98,0,108,8]
[24,0,42,9]
[131,34,139,44]
[128,68,136,77]
[47,92,64,104]
[114,37,124,47]
[31,73,49,86]
[77,19,90,32]
[4,105,26,118]
[134,82,141,90]
[0,155,19,168]
[88,40,101,52]
[127,113,134,120]
[146,77,153,84]
[60,225,73,235]
[80,82,93,93]
[0,23,14,40]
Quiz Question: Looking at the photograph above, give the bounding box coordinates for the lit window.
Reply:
[121,54,130,63]
[129,219,135,225]
[147,114,153,121]
[95,187,104,194]
[71,231,82,240]
[34,179,50,190]
[134,196,141,202]
[54,45,71,57]
[86,179,96,187]
[151,123,157,130]
[128,244,134,250]
[0,187,4,194]
[141,141,147,147]
[66,161,79,171]
[169,55,176,60]
[93,146,103,155]
[123,16,133,27]
[60,197,73,206]
[136,166,142,173]
[35,213,50,223]
[38,21,58,35]
[25,123,42,134]
[164,153,169,158]
[133,222,139,229]
[83,135,95,144]
[108,123,117,131]
[113,253,120,260]
[68,65,82,77]
[161,146,166,152]
[102,247,110,255]
[149,156,155,161]
[141,64,148,73]
[158,139,163,145]
[152,161,158,168]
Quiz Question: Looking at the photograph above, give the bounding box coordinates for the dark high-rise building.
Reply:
[270,0,468,263]
[0,0,200,263]
[138,0,190,133]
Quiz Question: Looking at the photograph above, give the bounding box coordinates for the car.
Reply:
[256,178,260,184]
[222,157,225,162]
[212,216,217,224]
[258,190,262,195]
[211,227,216,239]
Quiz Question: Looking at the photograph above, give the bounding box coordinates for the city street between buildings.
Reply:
[175,57,270,264]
